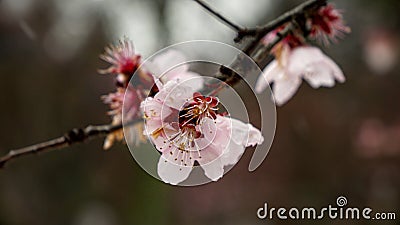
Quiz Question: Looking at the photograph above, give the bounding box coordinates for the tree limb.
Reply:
[235,0,327,42]
[0,120,139,168]
[193,0,243,32]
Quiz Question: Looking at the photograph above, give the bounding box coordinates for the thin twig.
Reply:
[0,120,139,168]
[203,23,293,95]
[193,0,243,32]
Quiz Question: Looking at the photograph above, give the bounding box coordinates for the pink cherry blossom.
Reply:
[141,81,263,185]
[255,45,345,106]
[99,37,142,86]
[99,38,152,149]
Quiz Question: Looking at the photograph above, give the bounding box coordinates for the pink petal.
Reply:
[221,140,245,166]
[157,153,192,185]
[227,118,249,145]
[255,60,284,93]
[246,124,264,146]
[195,140,224,165]
[273,75,302,106]
[198,117,218,144]
[303,62,336,88]
[287,46,325,77]
[200,157,224,181]
[218,117,264,165]
[148,49,188,79]
[140,97,172,121]
[155,80,193,110]
[288,46,345,88]
[166,71,204,91]
[324,56,345,83]
[148,50,204,91]
[143,118,163,135]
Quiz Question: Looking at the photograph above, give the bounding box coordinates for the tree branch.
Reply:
[235,0,327,42]
[0,120,139,168]
[193,0,243,32]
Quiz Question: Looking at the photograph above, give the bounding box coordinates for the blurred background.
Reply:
[0,0,399,224]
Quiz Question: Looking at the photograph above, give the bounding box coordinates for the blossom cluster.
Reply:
[99,38,264,184]
[97,3,349,185]
[99,38,150,149]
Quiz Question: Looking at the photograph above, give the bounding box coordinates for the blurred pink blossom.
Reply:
[354,118,400,158]
[255,45,345,106]
[257,6,348,106]
[99,37,142,86]
[99,38,151,149]
[308,3,350,45]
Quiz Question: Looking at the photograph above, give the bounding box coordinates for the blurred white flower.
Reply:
[256,46,345,106]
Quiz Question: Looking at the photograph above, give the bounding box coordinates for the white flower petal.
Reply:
[227,117,264,146]
[303,62,336,88]
[229,118,249,145]
[273,75,302,106]
[200,158,224,181]
[288,46,326,76]
[221,140,245,166]
[155,80,193,110]
[255,60,284,93]
[246,124,264,146]
[148,49,188,78]
[198,117,218,143]
[157,154,192,185]
[288,46,345,88]
[196,141,224,165]
[219,117,264,165]
[170,71,204,91]
[140,97,172,120]
[324,56,345,83]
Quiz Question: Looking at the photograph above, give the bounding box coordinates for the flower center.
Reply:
[178,92,219,128]
[120,57,139,76]
[149,93,220,167]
